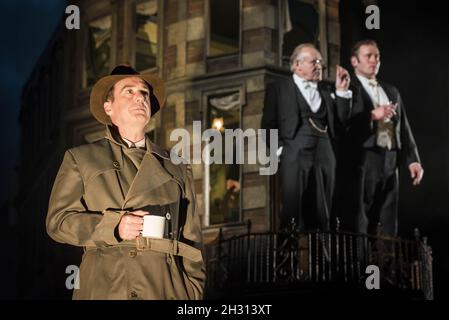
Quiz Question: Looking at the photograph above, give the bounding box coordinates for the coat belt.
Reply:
[84,237,202,262]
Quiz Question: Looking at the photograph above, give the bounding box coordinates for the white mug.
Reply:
[142,215,165,239]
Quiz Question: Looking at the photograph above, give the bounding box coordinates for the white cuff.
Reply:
[336,90,353,99]
[276,146,283,157]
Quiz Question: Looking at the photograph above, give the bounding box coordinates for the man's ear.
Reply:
[350,56,358,68]
[104,101,112,116]
[294,60,301,72]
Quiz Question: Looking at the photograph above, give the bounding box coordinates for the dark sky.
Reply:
[0,0,67,204]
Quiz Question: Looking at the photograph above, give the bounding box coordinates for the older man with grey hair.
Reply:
[262,43,351,232]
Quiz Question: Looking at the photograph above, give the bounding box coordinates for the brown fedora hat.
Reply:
[90,65,166,125]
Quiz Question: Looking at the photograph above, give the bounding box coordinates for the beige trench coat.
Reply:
[46,126,205,300]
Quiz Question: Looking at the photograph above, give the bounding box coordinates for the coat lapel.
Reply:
[122,140,179,208]
[283,78,300,114]
[104,129,128,203]
[352,75,375,112]
[103,126,185,209]
[378,81,396,104]
[318,83,333,111]
[294,82,309,111]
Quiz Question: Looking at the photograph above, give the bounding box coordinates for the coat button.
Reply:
[165,212,171,220]
[113,161,120,169]
[130,291,138,299]
[166,256,172,264]
[129,250,137,258]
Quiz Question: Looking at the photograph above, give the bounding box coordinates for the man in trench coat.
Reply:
[46,65,205,300]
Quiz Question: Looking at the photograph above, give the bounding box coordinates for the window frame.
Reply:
[205,0,243,66]
[201,85,245,228]
[129,0,163,74]
[81,10,115,90]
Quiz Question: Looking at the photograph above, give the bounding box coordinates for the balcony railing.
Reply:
[204,220,433,299]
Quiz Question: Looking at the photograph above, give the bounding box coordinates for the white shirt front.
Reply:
[293,74,322,112]
[293,74,353,112]
[356,74,390,107]
[356,74,420,168]
[281,74,352,158]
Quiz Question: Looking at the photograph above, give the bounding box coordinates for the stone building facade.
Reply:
[18,0,342,298]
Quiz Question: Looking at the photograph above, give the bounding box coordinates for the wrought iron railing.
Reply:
[204,221,433,299]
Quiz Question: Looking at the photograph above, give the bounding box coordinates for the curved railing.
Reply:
[204,221,433,299]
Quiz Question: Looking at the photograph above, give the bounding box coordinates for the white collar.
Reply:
[293,74,318,89]
[122,136,146,148]
[356,74,378,88]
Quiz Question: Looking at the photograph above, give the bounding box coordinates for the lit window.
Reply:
[205,91,241,226]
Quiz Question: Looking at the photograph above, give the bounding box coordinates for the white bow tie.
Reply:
[303,80,318,90]
[368,79,379,87]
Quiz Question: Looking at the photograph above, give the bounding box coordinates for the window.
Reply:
[282,0,319,65]
[134,0,158,71]
[209,0,240,56]
[85,15,112,87]
[204,91,241,226]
